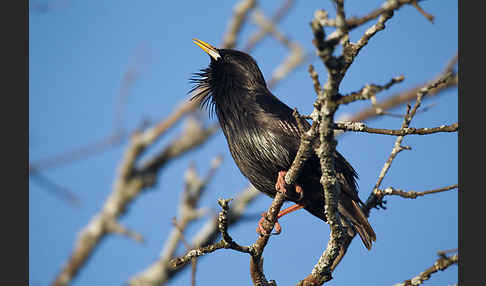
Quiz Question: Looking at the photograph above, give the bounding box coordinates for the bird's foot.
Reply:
[371,191,388,210]
[275,171,304,201]
[256,212,282,236]
[255,204,305,236]
[376,199,387,210]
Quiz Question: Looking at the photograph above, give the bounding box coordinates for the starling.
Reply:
[191,39,376,250]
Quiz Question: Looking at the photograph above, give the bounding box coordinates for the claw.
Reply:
[256,212,282,236]
[255,171,306,236]
[294,185,304,201]
[275,171,288,193]
[275,170,304,201]
[377,199,388,210]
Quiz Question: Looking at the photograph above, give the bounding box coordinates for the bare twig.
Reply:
[105,220,144,243]
[114,44,146,134]
[348,75,457,123]
[379,184,458,199]
[366,184,458,210]
[165,193,284,286]
[394,252,458,286]
[347,53,458,123]
[296,1,435,284]
[51,115,217,286]
[222,0,257,49]
[128,188,261,285]
[29,132,125,172]
[244,0,296,51]
[364,73,455,214]
[129,156,223,286]
[172,218,197,286]
[168,197,256,271]
[437,248,458,257]
[169,191,285,286]
[30,47,147,172]
[333,122,458,136]
[29,171,81,206]
[337,75,405,106]
[411,0,435,23]
[251,8,310,89]
[165,186,260,277]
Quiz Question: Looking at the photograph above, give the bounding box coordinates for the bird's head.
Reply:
[190,38,267,114]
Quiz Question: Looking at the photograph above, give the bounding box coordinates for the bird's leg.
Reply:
[277,203,305,219]
[255,171,306,236]
[275,170,304,201]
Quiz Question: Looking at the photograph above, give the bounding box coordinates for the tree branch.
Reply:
[347,53,458,123]
[364,72,456,214]
[333,122,458,136]
[222,0,257,49]
[50,115,217,286]
[372,184,458,203]
[394,251,458,286]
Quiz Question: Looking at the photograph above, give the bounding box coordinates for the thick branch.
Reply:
[297,1,429,283]
[296,59,347,285]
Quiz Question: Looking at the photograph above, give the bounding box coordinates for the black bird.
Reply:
[191,39,376,250]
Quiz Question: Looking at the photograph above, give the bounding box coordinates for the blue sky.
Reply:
[29,1,457,285]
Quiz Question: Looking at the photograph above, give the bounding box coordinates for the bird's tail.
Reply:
[350,200,376,250]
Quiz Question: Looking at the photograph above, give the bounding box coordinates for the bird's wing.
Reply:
[254,90,360,198]
[253,90,310,137]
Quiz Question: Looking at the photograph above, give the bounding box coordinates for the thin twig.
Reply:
[337,75,405,106]
[29,171,81,206]
[251,8,310,89]
[129,156,223,286]
[222,0,257,49]
[172,218,198,286]
[368,184,458,207]
[30,46,147,172]
[51,116,217,286]
[393,252,458,286]
[297,1,428,284]
[244,0,296,52]
[29,132,125,172]
[411,0,435,23]
[348,53,458,123]
[333,122,458,136]
[364,73,455,214]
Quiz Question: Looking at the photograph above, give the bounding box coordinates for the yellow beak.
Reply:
[193,38,221,60]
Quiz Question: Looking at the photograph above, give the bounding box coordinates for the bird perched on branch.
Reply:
[191,38,376,250]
